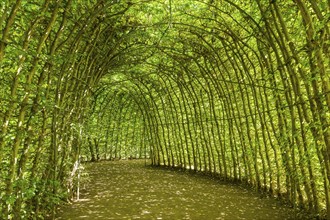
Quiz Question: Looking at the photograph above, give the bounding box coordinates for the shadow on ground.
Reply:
[56,160,309,220]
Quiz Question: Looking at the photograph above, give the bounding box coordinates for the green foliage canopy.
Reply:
[0,0,329,219]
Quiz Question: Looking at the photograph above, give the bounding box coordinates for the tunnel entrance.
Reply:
[0,0,329,219]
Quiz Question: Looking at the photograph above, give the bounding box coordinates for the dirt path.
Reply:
[56,160,307,220]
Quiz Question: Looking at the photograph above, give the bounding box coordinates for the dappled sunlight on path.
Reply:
[56,160,306,220]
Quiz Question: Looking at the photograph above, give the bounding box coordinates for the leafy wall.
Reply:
[0,0,329,219]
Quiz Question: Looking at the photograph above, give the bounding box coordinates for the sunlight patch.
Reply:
[75,199,90,202]
[141,210,151,215]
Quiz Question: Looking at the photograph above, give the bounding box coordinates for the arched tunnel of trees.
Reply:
[0,0,329,219]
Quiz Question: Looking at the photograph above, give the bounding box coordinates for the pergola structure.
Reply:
[0,0,329,219]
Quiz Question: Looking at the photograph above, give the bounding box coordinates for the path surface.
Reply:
[56,160,307,220]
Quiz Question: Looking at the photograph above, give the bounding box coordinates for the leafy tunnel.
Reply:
[0,0,329,219]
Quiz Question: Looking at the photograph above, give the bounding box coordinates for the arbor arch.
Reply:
[0,0,329,218]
